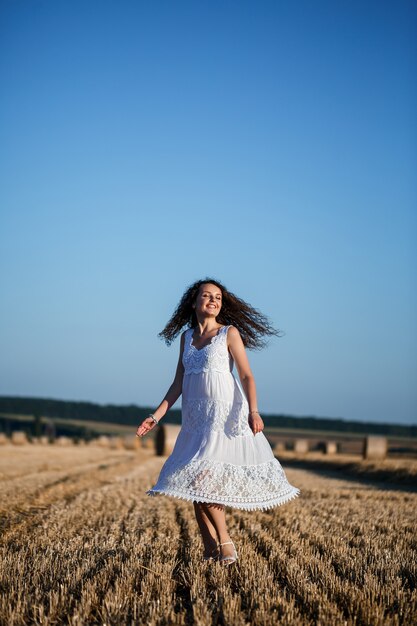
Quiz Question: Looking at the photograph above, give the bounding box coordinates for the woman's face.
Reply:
[193,283,223,318]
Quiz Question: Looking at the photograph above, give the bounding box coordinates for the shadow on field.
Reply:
[173,505,195,623]
[278,457,417,493]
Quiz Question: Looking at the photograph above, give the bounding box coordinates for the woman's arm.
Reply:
[136,331,186,437]
[227,326,264,435]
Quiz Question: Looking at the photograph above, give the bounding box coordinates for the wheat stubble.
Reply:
[0,445,415,625]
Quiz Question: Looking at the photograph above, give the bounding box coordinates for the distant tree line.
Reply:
[0,414,95,441]
[0,396,167,428]
[0,395,415,438]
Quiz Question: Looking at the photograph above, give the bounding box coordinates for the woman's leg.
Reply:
[193,501,235,559]
[193,502,219,557]
[203,503,235,559]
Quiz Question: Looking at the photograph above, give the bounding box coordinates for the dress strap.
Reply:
[222,325,231,340]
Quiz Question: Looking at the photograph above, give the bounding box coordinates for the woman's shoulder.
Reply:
[179,328,193,354]
[224,325,241,339]
[180,327,192,343]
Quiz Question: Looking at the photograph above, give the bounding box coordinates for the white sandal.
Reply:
[218,540,238,565]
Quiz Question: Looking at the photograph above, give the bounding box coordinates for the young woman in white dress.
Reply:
[136,278,300,566]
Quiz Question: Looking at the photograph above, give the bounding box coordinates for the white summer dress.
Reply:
[146,325,300,510]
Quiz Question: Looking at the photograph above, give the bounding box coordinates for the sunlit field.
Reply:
[0,444,416,625]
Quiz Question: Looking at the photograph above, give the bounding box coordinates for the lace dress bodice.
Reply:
[181,325,251,437]
[182,325,233,375]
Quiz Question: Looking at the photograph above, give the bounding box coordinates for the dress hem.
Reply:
[145,486,301,511]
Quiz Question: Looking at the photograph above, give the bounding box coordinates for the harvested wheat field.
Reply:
[0,444,416,626]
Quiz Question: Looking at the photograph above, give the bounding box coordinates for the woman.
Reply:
[136,277,300,565]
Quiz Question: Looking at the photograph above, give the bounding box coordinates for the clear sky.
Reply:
[1,0,416,425]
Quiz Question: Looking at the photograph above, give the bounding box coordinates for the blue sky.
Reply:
[1,0,416,425]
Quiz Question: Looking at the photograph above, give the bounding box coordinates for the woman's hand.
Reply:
[136,417,159,437]
[248,412,264,435]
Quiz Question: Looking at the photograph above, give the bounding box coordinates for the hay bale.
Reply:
[39,436,50,445]
[11,431,28,445]
[87,437,101,446]
[363,436,387,460]
[325,441,338,455]
[109,436,124,450]
[273,441,285,454]
[96,435,110,448]
[56,436,73,446]
[294,439,309,454]
[155,424,181,456]
[123,434,140,450]
[0,433,9,445]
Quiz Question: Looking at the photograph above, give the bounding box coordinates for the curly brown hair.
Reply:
[158,277,283,350]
